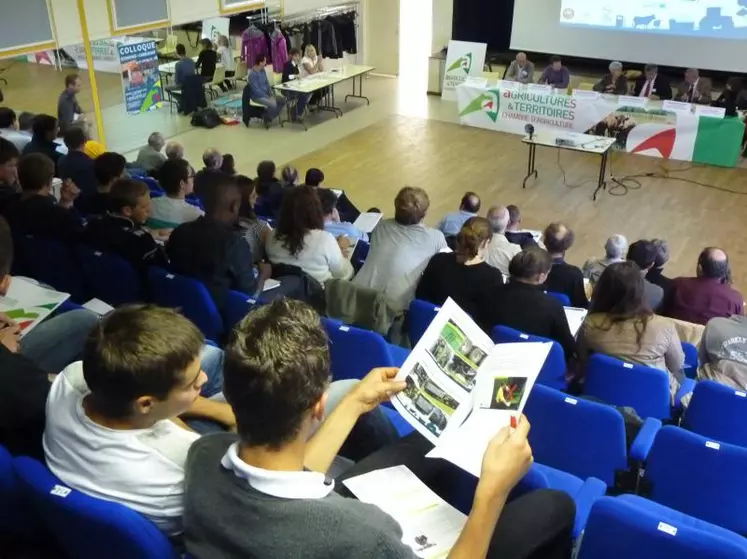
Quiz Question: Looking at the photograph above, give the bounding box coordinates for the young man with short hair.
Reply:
[57,74,84,134]
[184,298,575,558]
[75,151,126,216]
[43,304,236,536]
[0,137,20,209]
[149,158,203,228]
[22,114,62,173]
[58,125,97,197]
[171,44,196,90]
[305,167,361,223]
[0,107,32,151]
[281,48,310,120]
[83,178,167,270]
[318,187,367,242]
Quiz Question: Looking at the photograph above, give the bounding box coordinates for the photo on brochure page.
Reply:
[426,320,488,391]
[487,377,528,411]
[394,363,460,438]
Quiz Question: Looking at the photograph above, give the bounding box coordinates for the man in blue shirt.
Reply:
[166,44,196,94]
[539,55,571,89]
[437,191,481,237]
[247,54,287,126]
[318,187,368,242]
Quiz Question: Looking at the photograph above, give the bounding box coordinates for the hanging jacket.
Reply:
[241,27,269,67]
[271,31,289,71]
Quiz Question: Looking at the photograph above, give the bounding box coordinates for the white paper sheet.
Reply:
[0,277,70,338]
[343,465,466,558]
[82,298,115,316]
[263,278,281,292]
[563,307,588,337]
[352,212,383,233]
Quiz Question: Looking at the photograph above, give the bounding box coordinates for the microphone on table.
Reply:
[525,123,535,141]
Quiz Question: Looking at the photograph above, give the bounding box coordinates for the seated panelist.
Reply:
[538,55,570,89]
[633,64,672,101]
[593,61,628,95]
[677,68,712,105]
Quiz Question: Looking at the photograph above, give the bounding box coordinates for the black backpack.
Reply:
[191,108,222,129]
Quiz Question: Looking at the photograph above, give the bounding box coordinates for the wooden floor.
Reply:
[289,115,747,293]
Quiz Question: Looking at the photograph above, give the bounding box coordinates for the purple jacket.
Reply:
[271,32,288,71]
[241,29,268,67]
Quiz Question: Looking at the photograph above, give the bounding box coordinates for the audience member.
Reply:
[221,153,236,175]
[3,153,82,242]
[165,140,185,160]
[306,167,360,223]
[416,217,503,331]
[504,205,537,248]
[626,240,664,311]
[354,187,447,310]
[0,216,98,459]
[281,48,311,120]
[57,74,83,134]
[75,151,126,216]
[487,248,577,360]
[633,64,673,100]
[18,112,35,137]
[319,187,368,242]
[0,138,19,209]
[149,158,203,228]
[593,61,628,95]
[539,55,570,89]
[167,174,272,309]
[58,125,97,197]
[505,52,535,84]
[194,148,224,199]
[248,54,287,126]
[485,205,521,276]
[168,44,196,92]
[266,185,354,284]
[281,165,299,188]
[135,132,167,174]
[22,115,62,172]
[195,38,218,80]
[646,238,672,294]
[662,247,744,325]
[582,234,627,287]
[83,178,167,272]
[579,261,685,402]
[255,160,284,215]
[697,314,747,390]
[543,223,588,308]
[0,107,32,151]
[236,175,271,263]
[44,305,236,537]
[437,192,481,237]
[183,298,575,559]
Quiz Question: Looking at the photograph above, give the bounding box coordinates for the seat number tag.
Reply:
[50,485,71,498]
[705,441,721,450]
[657,522,677,536]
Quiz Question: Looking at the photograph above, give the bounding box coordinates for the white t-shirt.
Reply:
[265,229,353,285]
[353,219,447,310]
[43,362,200,536]
[217,45,236,72]
[300,56,318,78]
[485,233,522,276]
[149,196,204,228]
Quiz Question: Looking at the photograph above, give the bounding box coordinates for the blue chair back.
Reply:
[546,291,571,306]
[578,496,747,559]
[492,325,567,390]
[76,246,143,306]
[14,235,86,302]
[351,240,370,272]
[524,385,627,487]
[224,290,264,333]
[13,457,179,559]
[322,318,396,381]
[147,267,223,341]
[408,299,440,346]
[684,381,747,448]
[585,353,671,419]
[645,426,747,535]
[133,175,163,195]
[0,444,17,533]
[682,341,699,378]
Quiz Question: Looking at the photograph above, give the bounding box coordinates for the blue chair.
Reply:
[681,341,699,378]
[223,290,265,333]
[578,496,747,559]
[643,425,747,535]
[133,175,163,195]
[13,235,86,302]
[584,353,695,420]
[546,291,571,306]
[322,318,410,381]
[684,380,747,448]
[76,246,143,306]
[0,444,17,533]
[351,240,370,273]
[13,457,179,559]
[524,385,661,488]
[492,325,567,390]
[147,267,223,342]
[408,299,440,346]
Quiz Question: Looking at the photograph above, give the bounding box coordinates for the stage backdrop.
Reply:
[457,83,745,167]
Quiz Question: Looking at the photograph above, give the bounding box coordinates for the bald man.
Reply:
[194,147,224,200]
[505,52,535,84]
[662,247,744,325]
[542,222,588,308]
[677,68,712,105]
[437,191,481,237]
[485,205,521,276]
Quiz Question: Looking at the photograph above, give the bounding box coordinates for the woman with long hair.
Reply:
[416,217,504,331]
[579,261,685,401]
[236,175,270,263]
[265,185,353,284]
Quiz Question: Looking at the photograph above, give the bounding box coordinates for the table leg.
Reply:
[522,143,538,188]
[592,151,609,201]
[316,85,343,117]
[345,74,371,105]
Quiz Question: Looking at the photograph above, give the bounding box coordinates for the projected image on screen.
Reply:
[560,0,747,39]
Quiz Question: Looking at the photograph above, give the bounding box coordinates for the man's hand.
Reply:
[0,323,21,353]
[258,261,273,279]
[59,179,80,207]
[476,416,533,504]
[348,367,406,415]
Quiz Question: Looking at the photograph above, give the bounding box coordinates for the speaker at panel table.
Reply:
[559,0,747,39]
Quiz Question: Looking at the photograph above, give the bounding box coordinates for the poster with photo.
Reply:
[118,41,163,115]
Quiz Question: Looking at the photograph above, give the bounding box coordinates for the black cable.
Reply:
[556,149,597,190]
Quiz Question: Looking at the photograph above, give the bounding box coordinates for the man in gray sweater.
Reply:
[183,298,575,559]
[505,52,535,84]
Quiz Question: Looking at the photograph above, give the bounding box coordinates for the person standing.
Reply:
[195,39,218,82]
[216,35,236,91]
[505,52,535,84]
[57,75,84,135]
[247,55,287,127]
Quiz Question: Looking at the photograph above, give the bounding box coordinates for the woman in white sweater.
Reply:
[265,185,353,285]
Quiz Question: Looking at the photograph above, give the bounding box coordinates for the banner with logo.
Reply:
[441,40,487,101]
[457,84,745,167]
[118,41,163,115]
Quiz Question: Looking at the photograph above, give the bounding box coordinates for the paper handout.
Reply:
[564,307,588,337]
[343,465,466,558]
[352,212,383,234]
[0,277,70,338]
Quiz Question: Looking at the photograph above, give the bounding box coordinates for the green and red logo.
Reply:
[447,52,473,74]
[459,89,501,122]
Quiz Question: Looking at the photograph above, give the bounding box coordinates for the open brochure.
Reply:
[0,277,70,338]
[343,465,466,558]
[390,298,550,477]
[352,212,383,234]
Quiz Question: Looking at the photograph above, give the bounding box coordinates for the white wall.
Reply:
[50,0,84,47]
[83,0,114,41]
[168,0,221,26]
[431,0,452,53]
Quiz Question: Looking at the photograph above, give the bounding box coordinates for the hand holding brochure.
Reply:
[0,277,70,338]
